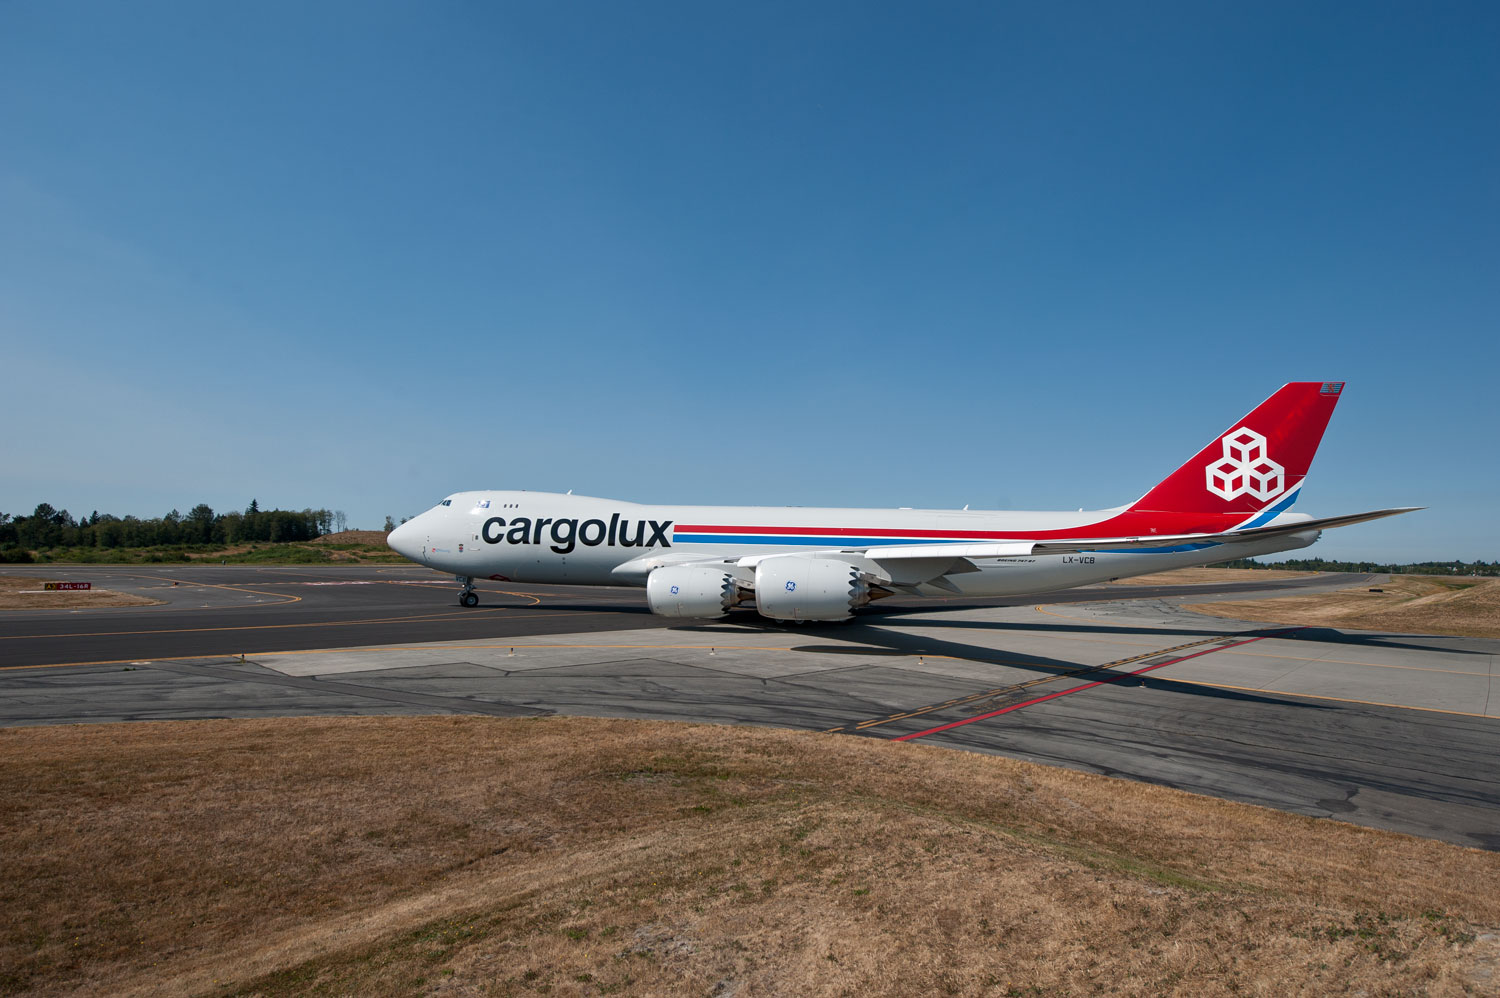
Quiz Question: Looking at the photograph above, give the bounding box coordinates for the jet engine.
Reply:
[645,565,749,618]
[754,557,880,621]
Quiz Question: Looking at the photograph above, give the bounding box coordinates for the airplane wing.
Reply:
[618,507,1421,590]
[863,507,1422,562]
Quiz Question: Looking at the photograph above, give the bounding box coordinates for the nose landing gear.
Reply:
[457,576,479,608]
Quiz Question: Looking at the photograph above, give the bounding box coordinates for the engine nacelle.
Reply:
[754,558,873,621]
[645,565,747,618]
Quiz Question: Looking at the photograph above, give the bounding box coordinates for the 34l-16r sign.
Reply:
[43,582,91,591]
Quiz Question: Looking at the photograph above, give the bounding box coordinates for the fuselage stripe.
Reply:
[672,534,974,547]
[673,523,1074,539]
[1233,486,1302,531]
[672,534,1221,553]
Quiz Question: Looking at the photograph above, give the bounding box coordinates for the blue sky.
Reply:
[2,2,1494,561]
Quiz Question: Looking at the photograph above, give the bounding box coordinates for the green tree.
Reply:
[243,499,262,541]
[23,504,71,548]
[187,504,215,544]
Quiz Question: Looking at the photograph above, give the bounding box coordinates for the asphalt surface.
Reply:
[0,565,666,668]
[0,563,1348,669]
[3,564,1498,850]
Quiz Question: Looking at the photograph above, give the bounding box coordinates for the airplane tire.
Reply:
[460,592,480,608]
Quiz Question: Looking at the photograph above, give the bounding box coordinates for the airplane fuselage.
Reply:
[383,385,1412,618]
[391,490,1319,598]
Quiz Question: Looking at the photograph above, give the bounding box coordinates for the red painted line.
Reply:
[893,630,1302,742]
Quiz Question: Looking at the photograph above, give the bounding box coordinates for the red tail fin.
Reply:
[1129,382,1344,515]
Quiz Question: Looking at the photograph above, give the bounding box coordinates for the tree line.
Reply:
[1214,557,1499,577]
[0,500,348,558]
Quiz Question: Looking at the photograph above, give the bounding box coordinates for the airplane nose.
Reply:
[387,519,422,562]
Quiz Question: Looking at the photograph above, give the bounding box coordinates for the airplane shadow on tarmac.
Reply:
[668,619,1339,713]
[854,612,1483,657]
[672,602,1474,659]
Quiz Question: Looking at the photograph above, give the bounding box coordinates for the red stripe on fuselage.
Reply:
[674,510,1250,541]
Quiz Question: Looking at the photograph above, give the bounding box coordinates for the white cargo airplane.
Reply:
[387,382,1417,620]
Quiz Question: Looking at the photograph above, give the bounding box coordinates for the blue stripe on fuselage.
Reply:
[671,534,961,546]
[676,533,1220,554]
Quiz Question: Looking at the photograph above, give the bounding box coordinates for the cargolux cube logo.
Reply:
[1205,427,1286,502]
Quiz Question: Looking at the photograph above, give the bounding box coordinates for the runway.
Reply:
[3,565,1497,849]
[0,564,1345,669]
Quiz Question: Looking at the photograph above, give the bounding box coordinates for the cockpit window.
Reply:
[440,500,452,506]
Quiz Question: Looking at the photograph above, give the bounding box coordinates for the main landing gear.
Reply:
[457,576,479,608]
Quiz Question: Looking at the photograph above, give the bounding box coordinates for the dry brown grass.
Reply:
[1187,575,1500,639]
[0,575,163,610]
[181,544,257,560]
[177,532,400,562]
[307,530,391,547]
[1107,567,1319,586]
[2,717,1497,997]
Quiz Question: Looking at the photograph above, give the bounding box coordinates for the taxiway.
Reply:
[2,565,1496,848]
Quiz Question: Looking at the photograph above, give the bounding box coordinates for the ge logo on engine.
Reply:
[1205,427,1286,502]
[670,585,680,595]
[785,581,797,592]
